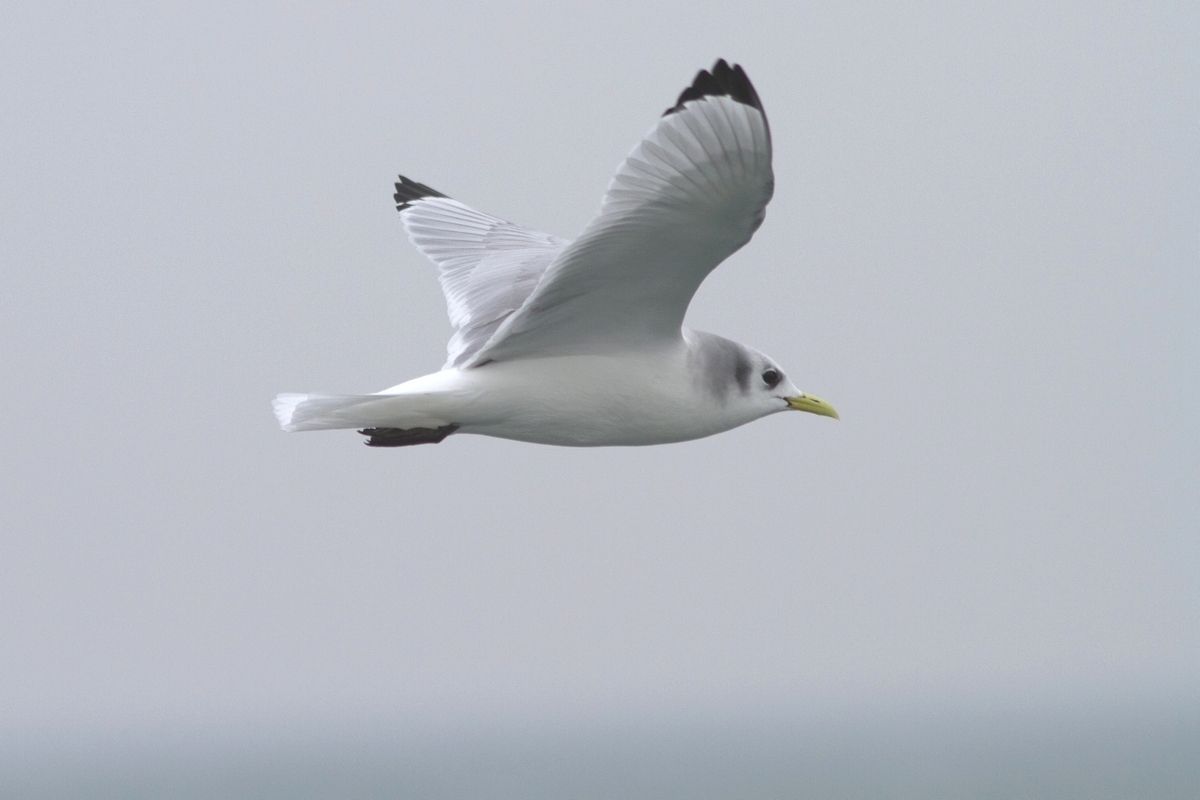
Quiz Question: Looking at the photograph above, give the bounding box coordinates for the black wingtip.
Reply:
[394,174,448,212]
[663,59,764,117]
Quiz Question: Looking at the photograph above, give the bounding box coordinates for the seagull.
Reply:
[273,59,838,447]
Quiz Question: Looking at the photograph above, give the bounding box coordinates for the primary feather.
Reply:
[394,178,566,367]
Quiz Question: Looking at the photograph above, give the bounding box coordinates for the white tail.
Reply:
[272,393,451,433]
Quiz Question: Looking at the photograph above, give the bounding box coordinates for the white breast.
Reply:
[393,345,759,447]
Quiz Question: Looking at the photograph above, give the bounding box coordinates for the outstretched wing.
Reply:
[465,59,773,366]
[394,176,567,368]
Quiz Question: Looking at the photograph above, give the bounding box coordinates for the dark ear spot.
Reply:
[733,349,751,391]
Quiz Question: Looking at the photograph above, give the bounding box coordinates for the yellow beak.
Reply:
[785,393,839,420]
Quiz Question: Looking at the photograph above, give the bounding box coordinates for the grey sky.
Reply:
[2,2,1197,796]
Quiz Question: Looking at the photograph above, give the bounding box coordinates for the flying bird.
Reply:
[273,59,838,447]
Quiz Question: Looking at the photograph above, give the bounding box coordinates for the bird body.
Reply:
[276,330,807,447]
[274,60,838,448]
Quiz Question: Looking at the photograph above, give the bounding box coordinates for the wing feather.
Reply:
[467,60,774,365]
[393,179,566,367]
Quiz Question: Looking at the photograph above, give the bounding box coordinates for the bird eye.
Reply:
[761,368,781,388]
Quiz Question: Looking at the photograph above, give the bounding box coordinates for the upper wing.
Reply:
[464,59,773,366]
[394,176,567,368]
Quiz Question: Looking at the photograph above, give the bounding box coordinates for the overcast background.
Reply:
[2,2,1197,798]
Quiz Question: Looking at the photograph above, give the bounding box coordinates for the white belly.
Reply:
[380,348,758,447]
